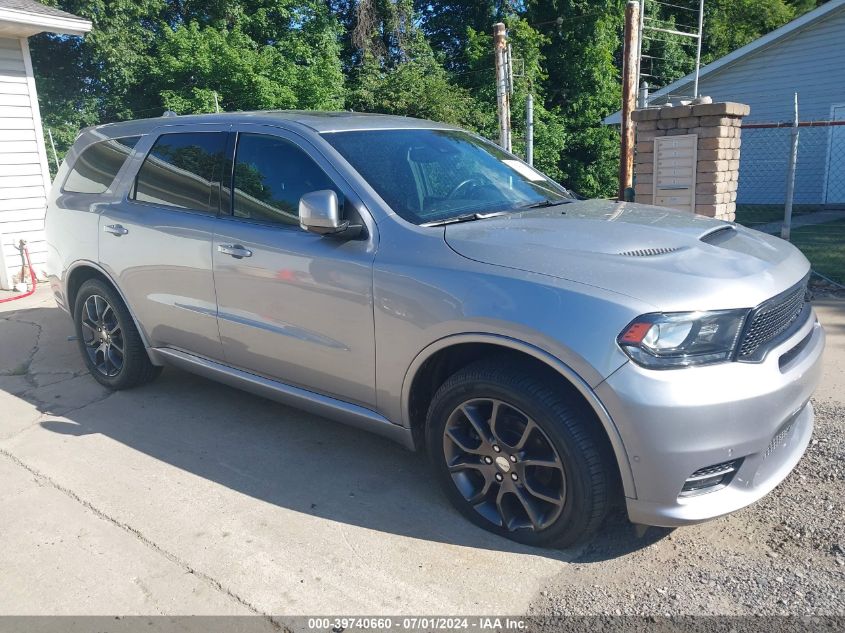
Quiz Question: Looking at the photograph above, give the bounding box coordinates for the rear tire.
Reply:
[426,359,613,548]
[73,279,161,390]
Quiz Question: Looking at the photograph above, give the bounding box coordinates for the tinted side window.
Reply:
[231,133,343,226]
[63,136,140,194]
[133,132,226,214]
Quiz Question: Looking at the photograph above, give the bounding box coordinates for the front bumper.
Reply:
[596,309,825,527]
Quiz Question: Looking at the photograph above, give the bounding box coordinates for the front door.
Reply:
[99,124,228,361]
[212,126,377,408]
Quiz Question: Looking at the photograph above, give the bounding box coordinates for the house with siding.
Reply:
[605,0,845,209]
[0,0,90,290]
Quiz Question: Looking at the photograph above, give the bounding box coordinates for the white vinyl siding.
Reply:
[0,35,50,286]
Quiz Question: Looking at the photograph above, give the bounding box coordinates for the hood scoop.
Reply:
[699,225,736,244]
[617,246,683,257]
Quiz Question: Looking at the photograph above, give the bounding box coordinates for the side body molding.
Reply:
[400,333,636,498]
[150,348,415,450]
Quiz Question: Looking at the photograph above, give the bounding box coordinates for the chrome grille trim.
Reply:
[686,459,741,482]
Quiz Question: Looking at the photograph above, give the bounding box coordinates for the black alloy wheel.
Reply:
[80,294,125,377]
[443,398,566,532]
[426,359,614,548]
[73,278,161,390]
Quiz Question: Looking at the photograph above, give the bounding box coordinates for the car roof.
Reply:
[85,110,459,139]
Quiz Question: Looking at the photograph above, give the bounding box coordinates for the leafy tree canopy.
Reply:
[32,0,825,195]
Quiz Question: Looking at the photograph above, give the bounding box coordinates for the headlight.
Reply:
[617,309,749,369]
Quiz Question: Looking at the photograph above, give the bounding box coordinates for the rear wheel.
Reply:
[426,359,613,548]
[73,279,161,390]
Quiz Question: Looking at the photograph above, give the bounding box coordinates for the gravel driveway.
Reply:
[530,399,845,618]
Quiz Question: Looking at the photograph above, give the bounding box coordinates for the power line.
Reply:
[647,0,699,13]
[644,16,699,31]
[642,34,698,46]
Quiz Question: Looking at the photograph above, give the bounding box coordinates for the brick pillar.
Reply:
[632,102,750,222]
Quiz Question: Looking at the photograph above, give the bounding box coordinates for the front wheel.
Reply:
[73,279,161,390]
[426,359,614,548]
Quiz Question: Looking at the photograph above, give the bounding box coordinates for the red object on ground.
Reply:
[0,244,37,303]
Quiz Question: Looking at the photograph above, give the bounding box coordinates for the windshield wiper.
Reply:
[519,198,573,210]
[421,211,511,227]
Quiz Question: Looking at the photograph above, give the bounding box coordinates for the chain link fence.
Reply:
[738,120,845,225]
[737,119,845,287]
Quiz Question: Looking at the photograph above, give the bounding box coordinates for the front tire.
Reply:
[73,279,161,390]
[426,359,614,548]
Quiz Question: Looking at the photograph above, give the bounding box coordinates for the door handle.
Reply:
[103,224,128,236]
[217,244,253,259]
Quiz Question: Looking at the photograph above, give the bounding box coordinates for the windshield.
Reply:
[322,129,574,225]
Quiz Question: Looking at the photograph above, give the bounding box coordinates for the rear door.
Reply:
[99,124,229,361]
[211,125,378,407]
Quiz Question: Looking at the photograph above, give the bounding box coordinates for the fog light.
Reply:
[680,459,742,497]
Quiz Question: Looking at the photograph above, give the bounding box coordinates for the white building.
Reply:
[0,0,90,289]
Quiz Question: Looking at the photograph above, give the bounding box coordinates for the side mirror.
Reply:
[299,190,347,235]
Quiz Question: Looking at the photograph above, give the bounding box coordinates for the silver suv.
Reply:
[46,112,825,547]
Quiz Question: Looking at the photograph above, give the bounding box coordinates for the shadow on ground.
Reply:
[4,305,668,562]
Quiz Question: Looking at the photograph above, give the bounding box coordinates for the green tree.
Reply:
[345,0,491,128]
[31,0,825,192]
[30,0,167,162]
[524,1,624,196]
[151,19,344,114]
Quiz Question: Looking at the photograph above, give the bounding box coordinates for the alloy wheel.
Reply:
[80,294,125,377]
[442,398,566,532]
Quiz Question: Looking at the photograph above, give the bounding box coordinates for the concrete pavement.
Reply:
[0,288,572,621]
[1,287,843,621]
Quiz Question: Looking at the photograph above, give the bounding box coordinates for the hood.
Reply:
[444,199,810,311]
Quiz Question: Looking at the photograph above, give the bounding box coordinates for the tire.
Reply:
[425,359,614,548]
[73,279,161,390]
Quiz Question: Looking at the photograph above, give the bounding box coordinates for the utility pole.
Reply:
[213,91,220,113]
[46,128,60,175]
[525,92,534,166]
[693,0,705,97]
[493,23,511,152]
[619,0,641,201]
[636,0,645,104]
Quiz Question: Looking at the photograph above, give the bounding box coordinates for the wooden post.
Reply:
[619,1,640,201]
[493,23,511,152]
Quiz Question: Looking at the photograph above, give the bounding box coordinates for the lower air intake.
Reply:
[680,458,743,497]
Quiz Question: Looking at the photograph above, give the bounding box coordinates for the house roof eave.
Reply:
[0,6,92,37]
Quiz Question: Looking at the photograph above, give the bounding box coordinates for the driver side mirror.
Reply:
[299,190,345,235]
[299,190,363,239]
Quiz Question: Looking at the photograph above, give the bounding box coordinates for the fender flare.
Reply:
[400,332,636,498]
[64,260,159,362]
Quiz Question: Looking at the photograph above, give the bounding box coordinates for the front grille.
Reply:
[737,276,810,361]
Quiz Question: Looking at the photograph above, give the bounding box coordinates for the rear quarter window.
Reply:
[62,136,140,194]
